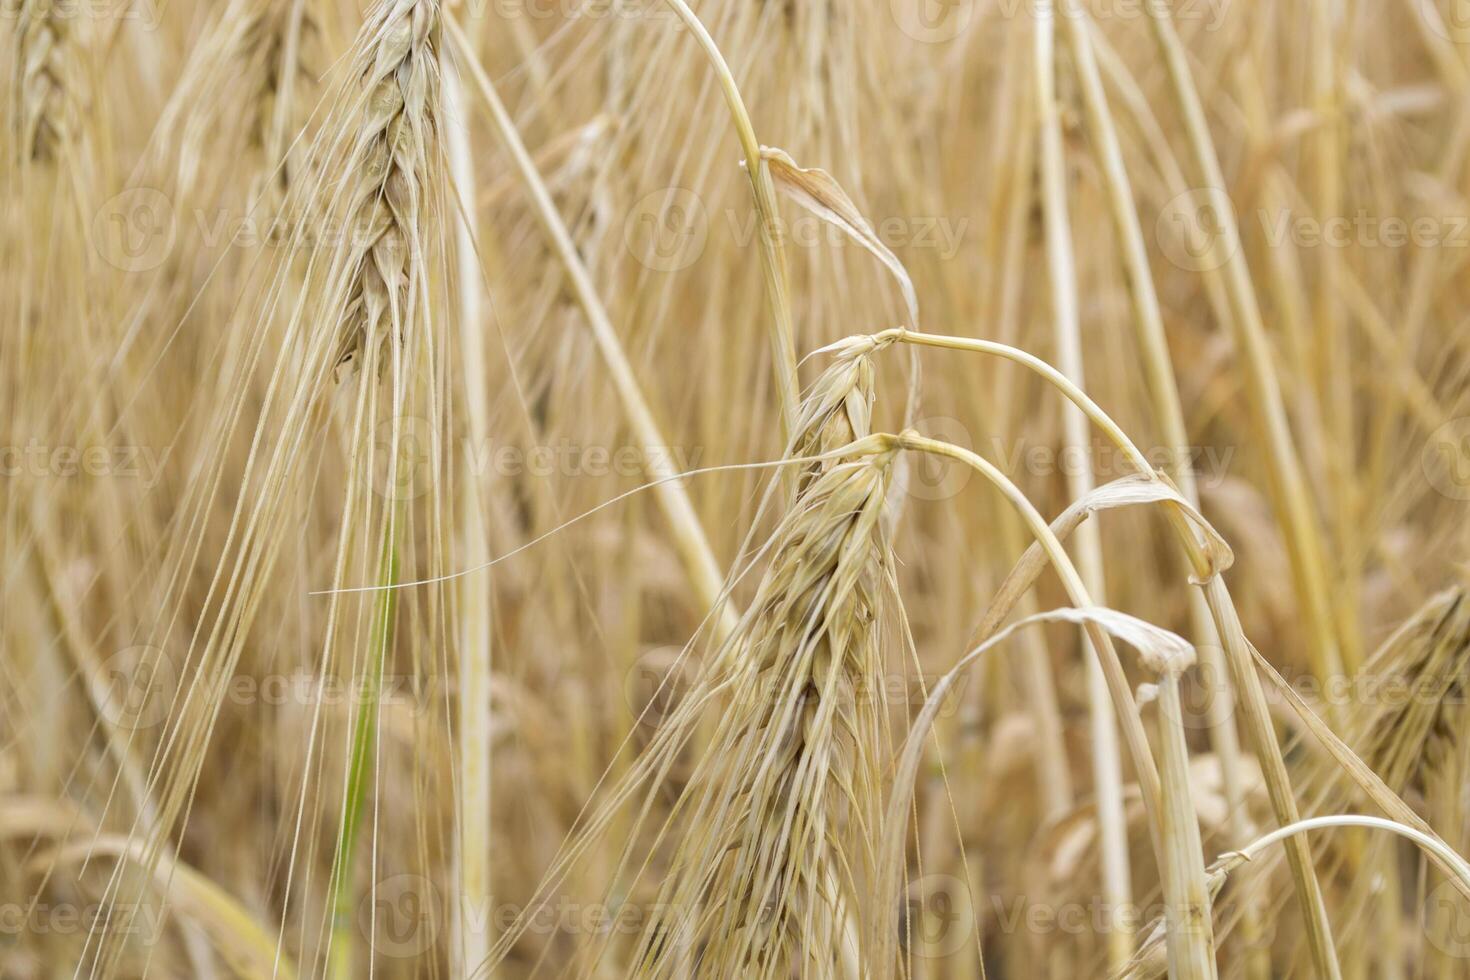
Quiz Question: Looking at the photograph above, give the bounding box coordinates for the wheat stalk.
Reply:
[9,2,1470,977]
[1032,2,1134,966]
[1054,0,1266,964]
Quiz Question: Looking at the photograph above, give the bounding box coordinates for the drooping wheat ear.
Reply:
[1408,589,1470,980]
[14,0,73,161]
[1317,587,1470,978]
[635,348,895,979]
[1351,587,1470,796]
[331,0,441,374]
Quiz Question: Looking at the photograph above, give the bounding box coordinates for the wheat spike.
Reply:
[634,348,895,979]
[14,0,72,161]
[1351,587,1470,796]
[332,0,441,374]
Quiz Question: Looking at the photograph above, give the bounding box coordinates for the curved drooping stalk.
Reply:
[655,0,801,440]
[859,431,1216,979]
[1054,0,1265,965]
[1222,815,1470,893]
[865,326,1342,977]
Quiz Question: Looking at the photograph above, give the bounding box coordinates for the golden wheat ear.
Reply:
[626,347,898,980]
[14,0,74,162]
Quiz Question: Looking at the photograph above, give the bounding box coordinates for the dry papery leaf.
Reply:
[758,146,920,329]
[978,474,1233,646]
[767,147,924,532]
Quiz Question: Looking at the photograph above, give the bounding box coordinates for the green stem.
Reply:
[329,519,400,980]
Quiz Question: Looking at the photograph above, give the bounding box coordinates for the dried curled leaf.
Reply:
[980,474,1234,644]
[758,146,920,329]
[1070,474,1234,582]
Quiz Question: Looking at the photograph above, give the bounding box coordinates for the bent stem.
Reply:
[868,326,1340,980]
[884,431,1220,975]
[656,0,800,441]
[1225,816,1470,894]
[875,433,1164,837]
[1055,0,1264,963]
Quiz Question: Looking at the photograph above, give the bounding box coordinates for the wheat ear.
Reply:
[15,0,72,162]
[634,344,895,979]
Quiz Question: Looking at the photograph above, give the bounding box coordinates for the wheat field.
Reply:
[4,0,1470,977]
